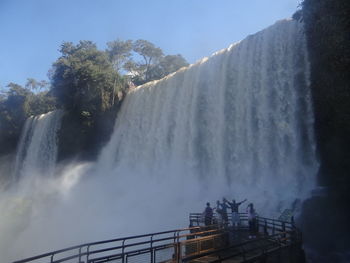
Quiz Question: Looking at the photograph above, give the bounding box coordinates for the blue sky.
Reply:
[0,0,301,88]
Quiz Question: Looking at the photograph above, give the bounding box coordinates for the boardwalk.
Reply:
[13,213,305,263]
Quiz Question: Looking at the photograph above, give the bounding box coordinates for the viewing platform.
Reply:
[13,213,305,263]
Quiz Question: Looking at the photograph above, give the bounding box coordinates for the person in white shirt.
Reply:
[227,198,247,227]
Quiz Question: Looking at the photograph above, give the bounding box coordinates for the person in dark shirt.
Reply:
[227,198,247,227]
[221,198,230,227]
[203,202,213,226]
[247,203,257,238]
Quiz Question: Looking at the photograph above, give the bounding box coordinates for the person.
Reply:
[203,202,213,226]
[214,200,224,227]
[227,198,247,227]
[220,198,229,227]
[247,203,257,238]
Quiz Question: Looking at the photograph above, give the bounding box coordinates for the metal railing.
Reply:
[13,213,302,263]
[13,226,230,263]
[186,212,302,262]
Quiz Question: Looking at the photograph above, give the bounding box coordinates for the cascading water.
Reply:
[99,19,318,212]
[13,110,63,179]
[1,19,319,262]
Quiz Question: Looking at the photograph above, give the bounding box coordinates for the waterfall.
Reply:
[13,110,63,179]
[98,19,318,212]
[1,19,319,262]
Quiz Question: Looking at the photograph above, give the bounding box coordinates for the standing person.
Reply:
[247,203,257,238]
[203,202,213,226]
[221,198,229,227]
[227,199,247,227]
[214,200,223,227]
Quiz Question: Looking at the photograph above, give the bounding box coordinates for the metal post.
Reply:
[150,235,154,263]
[78,247,82,263]
[175,231,181,263]
[122,240,126,263]
[86,245,90,263]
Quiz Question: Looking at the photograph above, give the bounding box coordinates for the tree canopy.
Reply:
[51,40,125,115]
[106,39,133,72]
[124,39,189,85]
[0,82,55,155]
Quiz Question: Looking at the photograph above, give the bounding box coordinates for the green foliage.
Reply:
[25,78,49,91]
[148,54,189,81]
[51,40,125,115]
[0,82,55,155]
[50,40,128,160]
[0,84,31,133]
[133,39,163,65]
[126,39,164,84]
[122,39,189,85]
[106,39,133,72]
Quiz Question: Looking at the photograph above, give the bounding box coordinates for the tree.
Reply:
[4,83,32,118]
[25,78,49,91]
[148,54,189,80]
[51,40,125,115]
[0,82,56,156]
[25,78,38,91]
[131,39,164,83]
[106,39,133,72]
[106,39,133,104]
[0,83,31,154]
[123,40,189,85]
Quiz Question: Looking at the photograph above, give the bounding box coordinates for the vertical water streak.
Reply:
[13,110,63,178]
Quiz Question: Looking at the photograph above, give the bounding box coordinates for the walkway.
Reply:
[13,213,304,263]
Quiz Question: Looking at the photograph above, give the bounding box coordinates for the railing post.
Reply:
[272,219,275,235]
[174,241,181,263]
[122,239,126,263]
[86,245,90,263]
[50,254,54,263]
[175,231,181,263]
[78,247,82,263]
[264,219,268,235]
[150,235,154,263]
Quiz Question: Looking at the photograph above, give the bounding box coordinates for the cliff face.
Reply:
[302,0,350,188]
[300,0,350,260]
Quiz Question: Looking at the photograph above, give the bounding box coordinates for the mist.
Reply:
[1,159,242,262]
